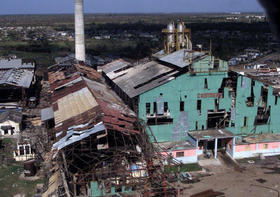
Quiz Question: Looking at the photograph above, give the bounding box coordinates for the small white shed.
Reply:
[0,110,22,136]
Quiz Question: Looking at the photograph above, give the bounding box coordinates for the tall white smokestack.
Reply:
[75,0,86,62]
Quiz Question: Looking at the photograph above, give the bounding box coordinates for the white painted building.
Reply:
[13,141,35,161]
[0,110,22,136]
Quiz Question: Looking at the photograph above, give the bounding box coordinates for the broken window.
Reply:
[19,146,24,155]
[254,106,270,125]
[246,81,255,107]
[197,100,201,113]
[204,78,208,89]
[215,99,218,111]
[261,86,268,107]
[153,102,157,115]
[176,151,184,158]
[180,101,184,111]
[243,117,247,127]
[146,103,150,115]
[214,58,219,69]
[25,146,30,154]
[275,96,278,105]
[164,102,168,113]
[147,117,173,125]
[207,110,226,129]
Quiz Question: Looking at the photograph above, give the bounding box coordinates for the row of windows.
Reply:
[146,100,202,115]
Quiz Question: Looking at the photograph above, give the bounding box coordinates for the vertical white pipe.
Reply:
[75,0,86,62]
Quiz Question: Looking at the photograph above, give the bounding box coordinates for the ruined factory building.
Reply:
[101,22,280,163]
[0,58,36,106]
[45,62,172,196]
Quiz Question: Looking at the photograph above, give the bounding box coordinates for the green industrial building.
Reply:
[100,22,280,147]
[101,52,279,143]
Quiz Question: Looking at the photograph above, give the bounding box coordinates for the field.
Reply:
[0,13,274,71]
[0,138,45,197]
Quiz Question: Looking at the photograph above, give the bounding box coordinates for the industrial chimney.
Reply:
[75,0,86,62]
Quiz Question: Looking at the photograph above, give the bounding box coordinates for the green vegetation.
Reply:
[0,13,275,75]
[0,138,45,197]
[164,163,202,174]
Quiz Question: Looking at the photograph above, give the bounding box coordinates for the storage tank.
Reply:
[167,23,174,45]
[177,22,184,47]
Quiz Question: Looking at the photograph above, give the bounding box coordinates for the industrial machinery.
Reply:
[162,21,192,54]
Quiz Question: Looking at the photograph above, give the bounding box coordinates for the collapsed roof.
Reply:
[101,59,179,98]
[49,63,140,147]
[0,69,34,88]
[0,110,22,123]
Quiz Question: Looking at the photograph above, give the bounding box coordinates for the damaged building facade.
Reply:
[44,61,176,196]
[101,22,280,162]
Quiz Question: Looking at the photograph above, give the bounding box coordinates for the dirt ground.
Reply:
[183,156,280,197]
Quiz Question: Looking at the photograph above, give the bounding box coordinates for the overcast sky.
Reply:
[0,0,264,15]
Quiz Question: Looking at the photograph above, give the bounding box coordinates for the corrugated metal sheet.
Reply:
[52,122,106,157]
[54,87,98,124]
[48,62,141,138]
[48,62,101,86]
[0,59,35,69]
[101,59,131,74]
[102,60,179,98]
[41,107,54,121]
[159,49,205,68]
[0,69,34,88]
[49,74,81,91]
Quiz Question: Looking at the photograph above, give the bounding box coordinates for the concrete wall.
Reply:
[139,56,229,142]
[227,76,280,135]
[233,141,280,159]
[139,64,280,143]
[161,148,197,164]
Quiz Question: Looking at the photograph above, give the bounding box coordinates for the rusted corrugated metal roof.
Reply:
[49,63,140,137]
[74,64,102,82]
[53,86,98,125]
[48,62,102,86]
[49,73,81,91]
[48,71,65,85]
[97,99,139,135]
